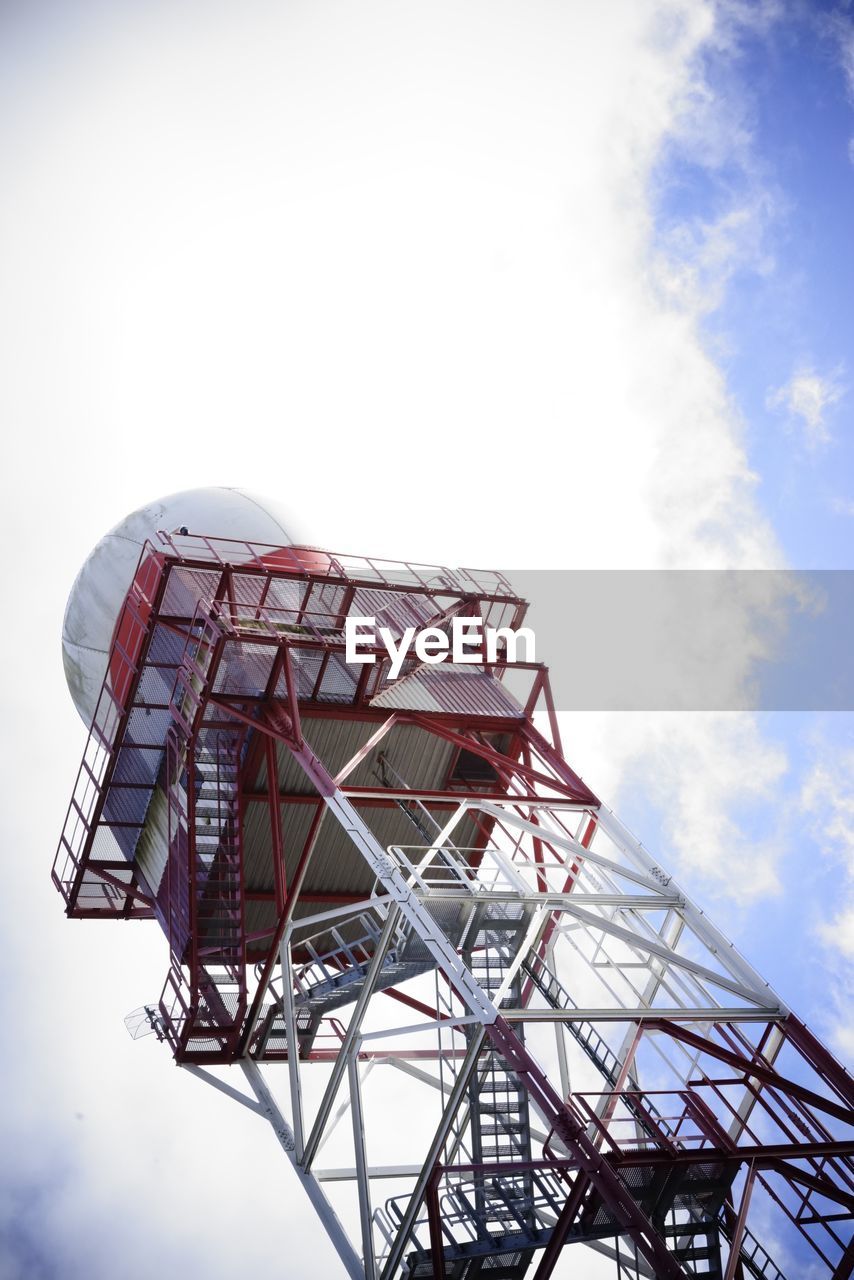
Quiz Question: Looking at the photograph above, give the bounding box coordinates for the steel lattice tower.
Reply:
[54,527,854,1279]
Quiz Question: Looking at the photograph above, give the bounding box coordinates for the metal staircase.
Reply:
[522,948,789,1280]
[262,875,786,1279]
[386,902,538,1280]
[159,727,248,1052]
[252,907,444,1059]
[465,904,535,1245]
[193,736,244,977]
[664,1218,726,1278]
[379,1168,565,1280]
[292,911,438,1016]
[158,609,248,1054]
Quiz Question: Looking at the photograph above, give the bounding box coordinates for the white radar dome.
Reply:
[62,487,295,725]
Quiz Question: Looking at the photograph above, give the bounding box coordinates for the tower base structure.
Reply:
[54,530,854,1279]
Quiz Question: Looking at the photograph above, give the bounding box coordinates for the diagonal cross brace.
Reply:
[273,728,689,1280]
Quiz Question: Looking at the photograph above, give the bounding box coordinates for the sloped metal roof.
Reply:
[371,665,524,717]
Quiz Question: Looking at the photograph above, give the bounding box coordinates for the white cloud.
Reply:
[570,711,788,901]
[800,749,854,870]
[0,0,781,571]
[817,904,854,959]
[0,0,803,1274]
[823,10,854,103]
[766,364,845,449]
[648,0,784,326]
[800,746,854,1053]
[653,193,779,317]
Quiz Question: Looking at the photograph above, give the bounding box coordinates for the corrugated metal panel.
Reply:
[243,715,486,958]
[347,722,456,792]
[139,713,468,912]
[245,796,485,897]
[276,718,377,794]
[242,795,289,894]
[243,802,484,955]
[350,586,437,632]
[135,785,170,892]
[274,717,462,797]
[295,806,410,896]
[370,666,523,717]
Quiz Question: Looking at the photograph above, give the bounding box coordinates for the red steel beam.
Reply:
[646,1020,854,1127]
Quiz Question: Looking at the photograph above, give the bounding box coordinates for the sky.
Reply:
[1,1,853,1277]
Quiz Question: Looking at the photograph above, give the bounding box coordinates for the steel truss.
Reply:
[54,533,854,1279]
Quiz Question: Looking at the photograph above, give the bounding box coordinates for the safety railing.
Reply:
[544,1087,740,1162]
[374,1162,571,1270]
[387,843,536,899]
[52,552,165,910]
[153,529,519,601]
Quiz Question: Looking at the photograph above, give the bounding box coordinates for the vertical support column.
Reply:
[349,1049,378,1280]
[723,1164,756,1280]
[380,1030,486,1280]
[283,733,688,1280]
[301,904,401,1170]
[241,1059,366,1280]
[425,1165,447,1280]
[280,929,305,1162]
[266,734,287,915]
[548,937,571,1102]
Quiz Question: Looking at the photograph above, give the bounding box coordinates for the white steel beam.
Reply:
[555,900,775,1006]
[502,1007,785,1023]
[279,930,306,1161]
[302,904,401,1170]
[240,1060,366,1280]
[379,1029,486,1280]
[349,1052,378,1280]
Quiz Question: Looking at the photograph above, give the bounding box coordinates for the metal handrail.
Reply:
[153,529,520,599]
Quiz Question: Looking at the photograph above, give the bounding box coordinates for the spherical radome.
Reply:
[62,487,295,725]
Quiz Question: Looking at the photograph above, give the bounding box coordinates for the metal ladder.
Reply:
[407,902,537,1278]
[466,905,534,1185]
[159,723,247,1051]
[193,735,244,982]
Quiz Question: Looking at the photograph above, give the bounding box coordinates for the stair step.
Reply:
[674,1246,717,1263]
[665,1222,716,1238]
